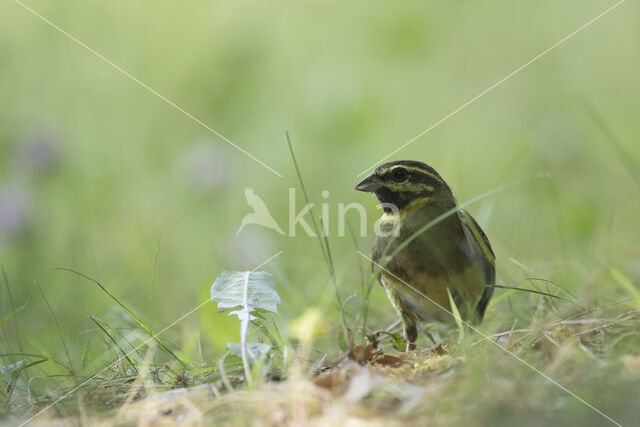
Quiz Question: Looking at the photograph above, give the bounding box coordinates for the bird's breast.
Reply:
[374,217,486,323]
[380,264,485,323]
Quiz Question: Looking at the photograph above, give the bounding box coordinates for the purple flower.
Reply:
[14,129,61,175]
[0,185,32,239]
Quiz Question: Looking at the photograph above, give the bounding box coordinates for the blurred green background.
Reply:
[1,0,639,416]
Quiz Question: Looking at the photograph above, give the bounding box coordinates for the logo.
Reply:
[236,188,285,236]
[236,187,400,237]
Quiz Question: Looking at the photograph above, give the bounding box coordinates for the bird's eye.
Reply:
[392,167,408,182]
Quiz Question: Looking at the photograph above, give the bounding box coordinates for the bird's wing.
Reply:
[459,210,495,320]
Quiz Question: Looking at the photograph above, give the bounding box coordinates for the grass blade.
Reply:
[0,303,27,331]
[488,285,570,302]
[88,313,138,375]
[285,131,349,336]
[1,353,48,405]
[1,266,24,355]
[610,268,640,310]
[35,282,74,377]
[285,131,331,275]
[81,339,91,371]
[447,289,464,340]
[54,267,187,368]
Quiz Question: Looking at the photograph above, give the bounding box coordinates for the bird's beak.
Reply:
[354,173,383,192]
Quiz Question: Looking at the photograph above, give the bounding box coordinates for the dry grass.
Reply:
[11,299,639,427]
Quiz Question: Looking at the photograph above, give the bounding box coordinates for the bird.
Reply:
[354,160,495,351]
[236,187,285,236]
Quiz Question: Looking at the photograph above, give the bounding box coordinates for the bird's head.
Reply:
[354,160,455,213]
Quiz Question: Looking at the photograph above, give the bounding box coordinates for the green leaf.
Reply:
[227,343,271,364]
[211,271,280,319]
[391,333,407,352]
[211,270,280,384]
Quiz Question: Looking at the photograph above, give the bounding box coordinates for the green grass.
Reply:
[1,0,640,425]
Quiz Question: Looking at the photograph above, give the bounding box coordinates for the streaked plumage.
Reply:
[355,160,495,350]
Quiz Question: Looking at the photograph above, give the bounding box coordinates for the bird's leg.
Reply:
[401,311,418,351]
